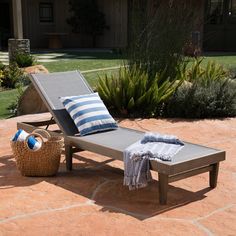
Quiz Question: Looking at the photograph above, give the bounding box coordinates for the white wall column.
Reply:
[12,0,23,39]
[8,0,30,63]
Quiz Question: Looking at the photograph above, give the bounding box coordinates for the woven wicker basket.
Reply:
[11,129,63,177]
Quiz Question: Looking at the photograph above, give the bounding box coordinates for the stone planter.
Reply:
[8,38,30,63]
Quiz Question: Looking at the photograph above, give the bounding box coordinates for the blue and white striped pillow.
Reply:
[60,93,118,136]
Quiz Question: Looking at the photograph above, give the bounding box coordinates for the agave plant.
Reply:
[203,60,228,82]
[97,66,182,117]
[187,58,228,84]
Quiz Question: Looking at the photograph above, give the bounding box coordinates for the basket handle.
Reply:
[32,129,51,139]
[24,133,44,152]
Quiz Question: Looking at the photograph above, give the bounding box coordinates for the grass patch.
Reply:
[0,88,18,119]
[203,54,236,69]
[84,68,120,89]
[37,51,124,72]
[43,59,122,73]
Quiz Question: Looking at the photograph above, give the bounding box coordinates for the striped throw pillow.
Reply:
[60,93,118,136]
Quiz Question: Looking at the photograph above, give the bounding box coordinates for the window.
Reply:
[39,3,54,23]
[206,0,224,24]
[229,0,236,17]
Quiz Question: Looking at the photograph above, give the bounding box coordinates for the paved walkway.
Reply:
[0,51,66,64]
[0,113,236,235]
[0,49,114,65]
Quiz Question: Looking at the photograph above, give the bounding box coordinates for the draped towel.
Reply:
[123,132,184,190]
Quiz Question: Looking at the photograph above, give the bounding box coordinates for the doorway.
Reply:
[0,0,12,49]
[204,0,236,51]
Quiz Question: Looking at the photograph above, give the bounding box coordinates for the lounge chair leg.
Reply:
[210,163,219,188]
[158,173,169,205]
[65,144,73,171]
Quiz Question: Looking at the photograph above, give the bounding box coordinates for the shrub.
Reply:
[97,66,182,117]
[229,68,236,79]
[14,52,36,68]
[1,63,29,89]
[164,78,236,118]
[164,59,236,118]
[0,63,4,86]
[0,71,3,86]
[0,61,5,70]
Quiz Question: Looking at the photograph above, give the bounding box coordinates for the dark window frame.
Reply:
[39,2,54,23]
[229,0,236,17]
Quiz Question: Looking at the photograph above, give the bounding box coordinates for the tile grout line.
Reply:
[150,217,213,236]
[194,203,235,221]
[190,205,236,236]
[191,221,214,236]
[0,177,112,224]
[190,204,236,236]
[0,201,94,224]
[90,178,115,200]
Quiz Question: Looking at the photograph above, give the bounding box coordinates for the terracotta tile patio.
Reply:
[0,113,236,235]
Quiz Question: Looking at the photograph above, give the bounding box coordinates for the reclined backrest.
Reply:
[30,70,93,136]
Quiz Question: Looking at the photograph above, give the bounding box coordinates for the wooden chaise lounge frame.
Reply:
[17,71,225,205]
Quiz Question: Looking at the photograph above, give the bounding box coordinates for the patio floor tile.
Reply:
[0,113,235,235]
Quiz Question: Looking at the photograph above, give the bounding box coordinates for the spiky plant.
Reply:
[98,66,182,117]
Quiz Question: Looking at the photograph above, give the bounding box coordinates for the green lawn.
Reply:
[37,51,124,72]
[0,88,18,119]
[203,53,236,69]
[84,69,120,88]
[38,51,124,88]
[38,51,236,74]
[1,51,236,119]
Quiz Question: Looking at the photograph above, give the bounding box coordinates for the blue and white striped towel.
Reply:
[141,132,184,145]
[12,129,41,150]
[124,132,184,190]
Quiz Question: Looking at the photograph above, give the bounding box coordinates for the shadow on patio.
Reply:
[0,152,210,220]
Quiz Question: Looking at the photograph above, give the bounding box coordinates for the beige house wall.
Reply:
[21,0,128,49]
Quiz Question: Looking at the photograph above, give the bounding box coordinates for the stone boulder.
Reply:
[23,65,49,74]
[17,65,49,116]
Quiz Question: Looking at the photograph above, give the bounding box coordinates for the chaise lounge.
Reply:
[17,70,225,204]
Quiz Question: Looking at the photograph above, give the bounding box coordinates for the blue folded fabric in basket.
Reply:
[12,129,41,150]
